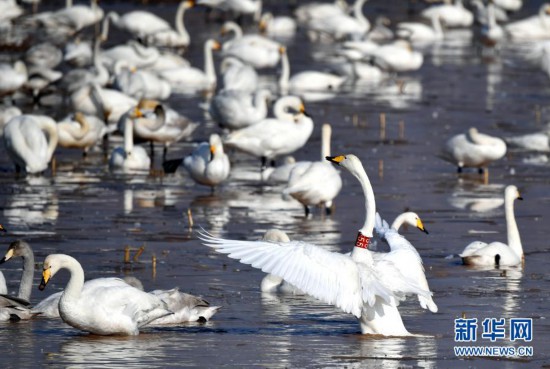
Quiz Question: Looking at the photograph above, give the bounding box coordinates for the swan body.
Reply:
[109,110,151,172]
[371,40,423,72]
[114,62,171,100]
[37,4,104,34]
[183,133,231,187]
[209,89,271,130]
[3,115,58,174]
[283,124,342,215]
[480,2,505,45]
[259,12,297,38]
[101,41,160,71]
[0,0,23,22]
[201,154,432,336]
[421,0,473,28]
[505,4,550,40]
[38,254,172,335]
[0,61,27,95]
[443,127,507,170]
[460,185,523,266]
[262,156,311,184]
[306,0,370,41]
[224,96,314,164]
[505,132,550,152]
[60,38,109,94]
[294,0,347,24]
[64,39,93,67]
[197,0,261,20]
[71,84,138,125]
[397,15,444,42]
[57,112,106,152]
[220,57,258,92]
[156,39,220,94]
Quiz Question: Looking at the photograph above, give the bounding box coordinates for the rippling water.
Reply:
[1,0,549,368]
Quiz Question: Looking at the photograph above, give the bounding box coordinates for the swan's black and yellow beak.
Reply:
[210,145,216,161]
[517,190,523,201]
[0,224,6,233]
[0,247,14,264]
[326,155,345,165]
[38,268,51,291]
[417,218,429,234]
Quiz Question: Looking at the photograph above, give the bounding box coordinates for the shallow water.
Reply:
[1,0,550,368]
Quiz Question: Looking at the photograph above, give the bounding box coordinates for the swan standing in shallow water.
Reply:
[3,115,58,174]
[505,4,550,40]
[283,123,342,216]
[181,133,231,188]
[38,254,172,335]
[200,154,432,336]
[57,112,106,154]
[109,109,151,172]
[460,185,524,267]
[443,127,507,173]
[209,89,271,130]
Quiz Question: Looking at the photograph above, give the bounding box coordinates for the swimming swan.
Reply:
[459,185,524,267]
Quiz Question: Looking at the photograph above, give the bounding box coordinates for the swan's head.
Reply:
[279,46,286,55]
[220,21,239,36]
[259,13,273,33]
[209,133,224,158]
[262,229,290,243]
[397,212,429,234]
[210,40,222,51]
[325,154,364,176]
[0,224,5,233]
[0,240,31,264]
[185,0,195,8]
[505,185,523,201]
[39,254,67,291]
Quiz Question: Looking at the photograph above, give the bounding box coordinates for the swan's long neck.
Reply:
[487,3,497,29]
[73,114,91,140]
[60,255,85,302]
[175,1,190,39]
[227,22,243,39]
[321,124,331,160]
[505,195,523,258]
[432,15,443,36]
[350,160,375,259]
[18,245,35,301]
[273,97,295,121]
[38,119,59,162]
[253,0,263,22]
[278,50,290,95]
[204,41,217,88]
[353,0,368,28]
[93,38,108,85]
[254,90,270,117]
[66,0,73,8]
[390,213,407,231]
[124,116,134,156]
[468,128,495,145]
[101,12,117,41]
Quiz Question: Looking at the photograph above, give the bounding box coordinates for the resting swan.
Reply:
[200,154,432,336]
[38,254,172,335]
[182,133,231,187]
[109,109,151,172]
[3,115,58,174]
[57,112,106,154]
[504,4,550,40]
[209,89,271,130]
[442,127,507,172]
[460,185,524,267]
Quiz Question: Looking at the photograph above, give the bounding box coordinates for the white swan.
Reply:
[38,253,172,335]
[197,0,261,21]
[494,0,522,12]
[220,57,258,92]
[505,3,550,40]
[480,1,505,46]
[57,112,106,153]
[200,154,432,336]
[147,288,220,324]
[443,127,507,172]
[259,12,297,38]
[421,0,473,28]
[505,131,550,152]
[0,61,27,95]
[64,38,93,67]
[396,15,444,42]
[100,41,160,71]
[109,109,151,172]
[224,96,314,168]
[113,61,171,100]
[220,21,282,69]
[181,133,231,187]
[460,185,524,267]
[283,123,342,216]
[294,0,348,24]
[3,115,58,174]
[278,46,347,96]
[0,106,22,135]
[370,40,423,72]
[35,0,104,35]
[305,0,370,41]
[156,39,220,94]
[209,89,271,130]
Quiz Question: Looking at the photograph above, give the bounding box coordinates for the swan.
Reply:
[0,0,23,22]
[421,0,473,28]
[471,0,508,25]
[200,154,432,336]
[259,12,297,38]
[0,61,27,95]
[442,127,507,172]
[24,42,62,71]
[3,115,58,174]
[460,185,524,267]
[178,133,231,187]
[294,0,348,24]
[396,15,444,42]
[38,253,172,335]
[100,41,160,72]
[220,22,282,69]
[209,89,271,130]
[156,39,220,94]
[366,16,394,41]
[35,0,104,35]
[113,61,172,100]
[224,96,314,168]
[220,57,258,92]
[147,51,191,71]
[147,288,220,325]
[130,104,198,158]
[283,123,342,216]
[109,109,151,172]
[505,131,550,152]
[505,4,550,40]
[57,112,106,154]
[64,38,93,67]
[305,0,370,41]
[278,46,347,96]
[370,40,423,72]
[0,106,22,135]
[197,0,262,21]
[480,1,505,46]
[261,156,311,184]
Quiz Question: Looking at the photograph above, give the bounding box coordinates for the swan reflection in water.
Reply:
[447,180,505,215]
[3,177,58,228]
[123,188,181,215]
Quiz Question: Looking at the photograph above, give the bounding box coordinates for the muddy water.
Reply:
[1,1,549,368]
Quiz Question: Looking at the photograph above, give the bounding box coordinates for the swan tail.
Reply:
[419,295,438,313]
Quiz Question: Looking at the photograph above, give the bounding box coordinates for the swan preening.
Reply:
[460,185,524,267]
[201,154,436,336]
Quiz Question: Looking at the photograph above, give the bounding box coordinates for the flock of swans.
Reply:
[0,0,540,338]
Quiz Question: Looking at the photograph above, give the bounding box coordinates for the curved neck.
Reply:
[321,124,331,160]
[18,246,35,301]
[505,196,522,257]
[226,22,243,39]
[204,41,217,87]
[353,0,368,27]
[124,116,134,155]
[487,3,496,28]
[73,113,91,140]
[254,90,270,117]
[175,1,189,38]
[144,107,166,132]
[278,50,290,95]
[102,12,117,41]
[60,255,85,302]
[37,119,58,162]
[390,213,407,231]
[355,163,376,237]
[273,97,295,121]
[432,15,443,36]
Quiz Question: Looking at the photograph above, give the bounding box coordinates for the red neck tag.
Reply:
[355,232,371,249]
